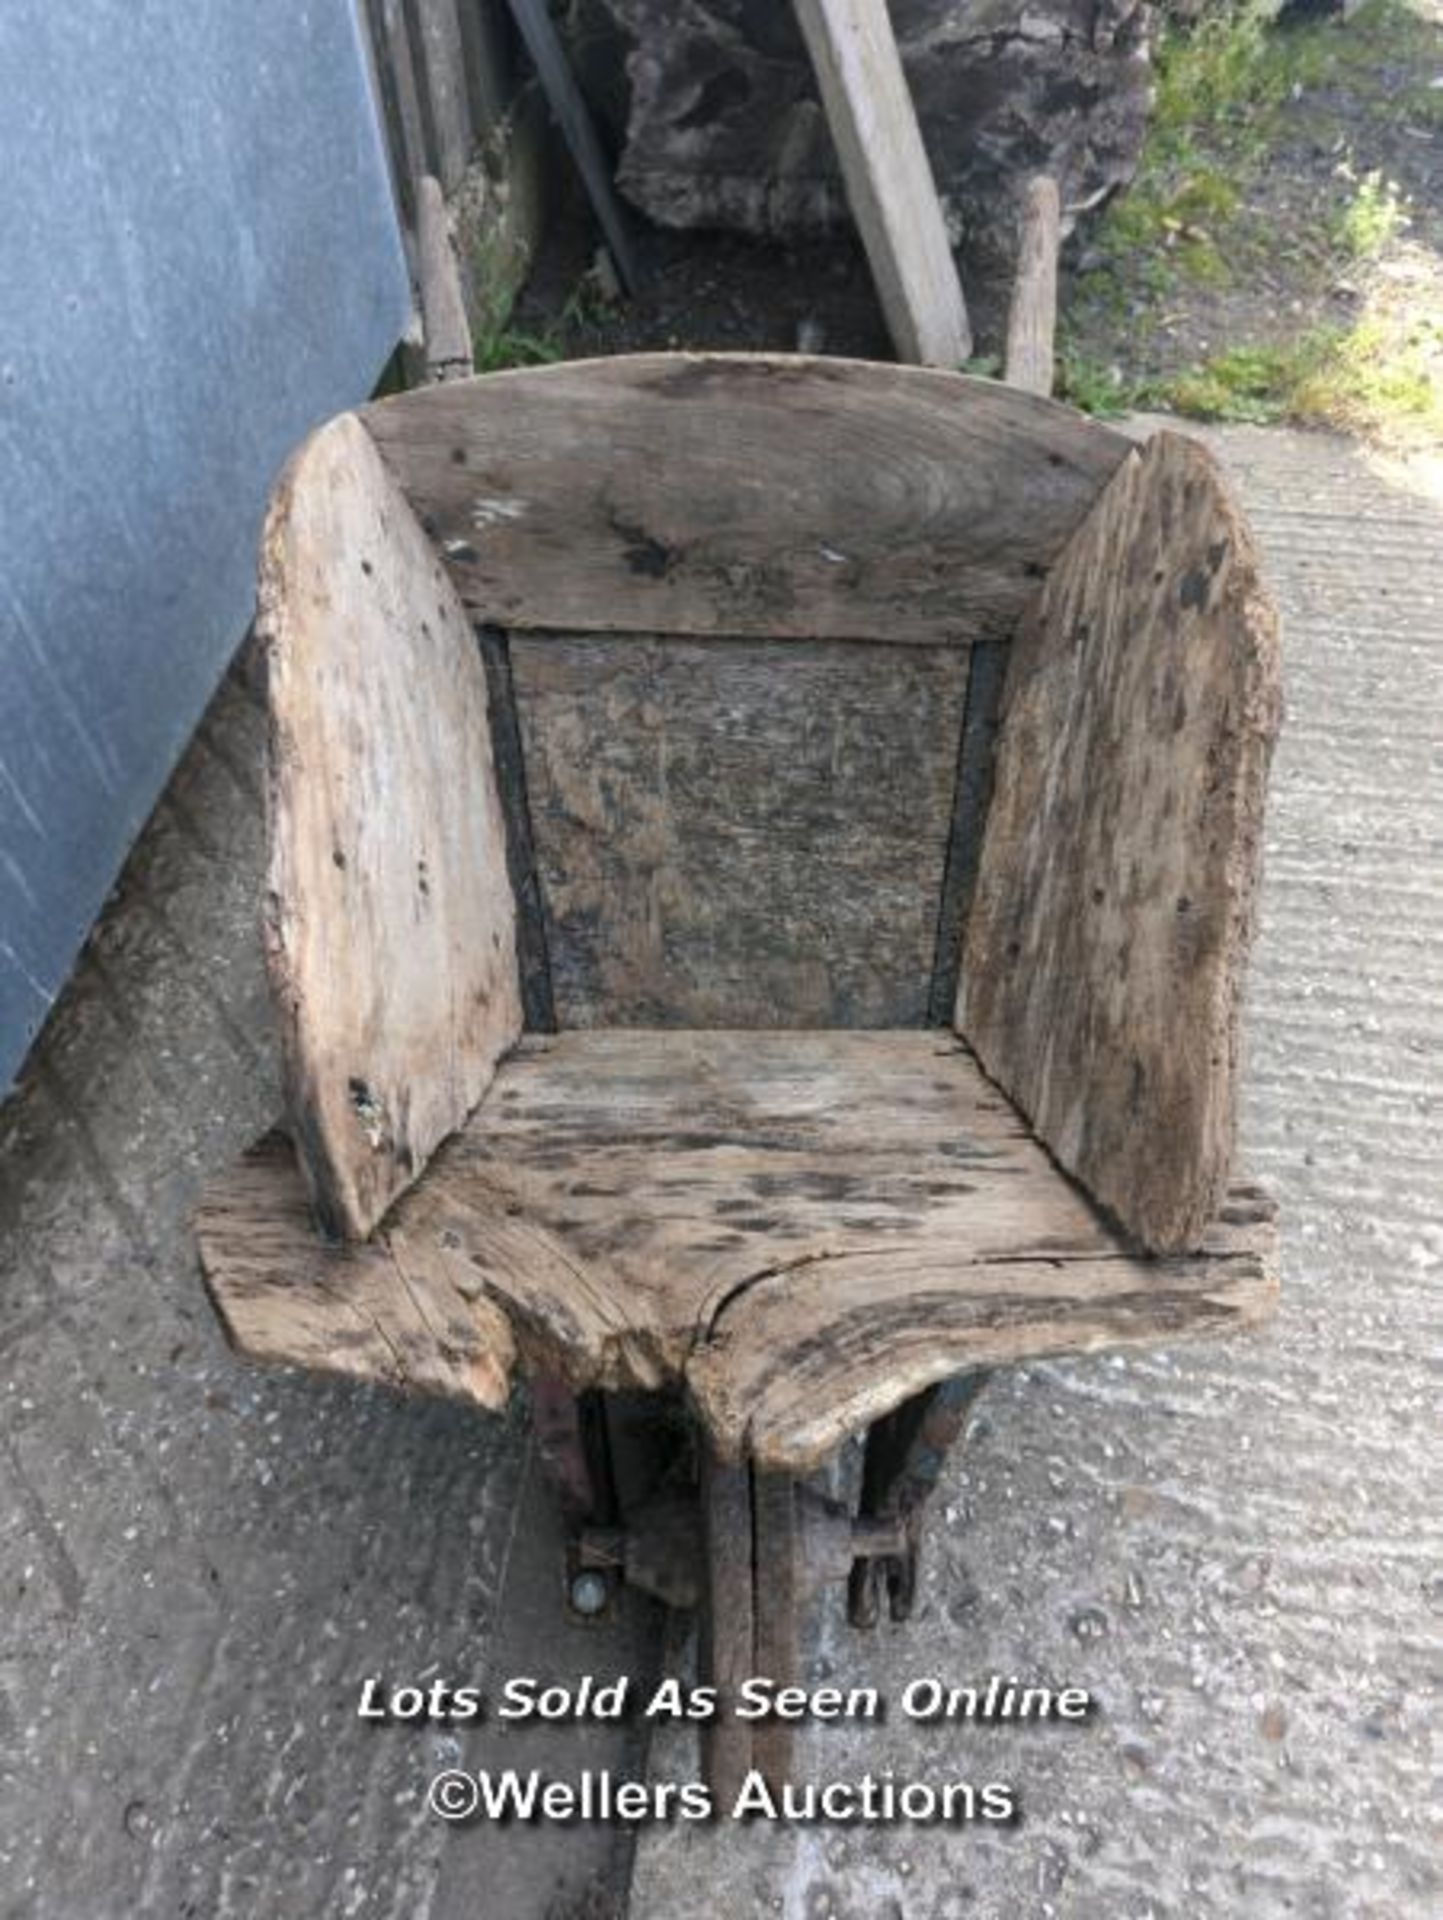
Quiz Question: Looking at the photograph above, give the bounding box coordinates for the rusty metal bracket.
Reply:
[849,1371,991,1626]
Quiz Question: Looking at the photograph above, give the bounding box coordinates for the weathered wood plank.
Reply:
[1004,176,1060,397]
[956,430,1283,1254]
[360,355,1132,646]
[699,1451,755,1802]
[196,1133,516,1408]
[198,1031,1277,1470]
[415,174,473,381]
[475,626,557,1032]
[792,0,971,368]
[751,1473,801,1787]
[412,0,474,192]
[365,0,429,223]
[508,632,969,1027]
[261,412,523,1240]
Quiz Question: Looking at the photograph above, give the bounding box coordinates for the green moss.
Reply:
[1156,319,1443,438]
[1290,317,1443,435]
[471,325,563,373]
[1055,350,1148,419]
[1162,342,1305,423]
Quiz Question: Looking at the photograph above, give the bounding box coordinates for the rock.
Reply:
[595,0,1153,279]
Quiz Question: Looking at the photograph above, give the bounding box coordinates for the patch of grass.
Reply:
[1163,341,1309,423]
[1068,0,1442,451]
[471,324,564,373]
[1098,164,1241,288]
[1290,312,1443,436]
[1149,2,1285,161]
[1085,0,1436,292]
[1264,0,1443,123]
[1332,166,1410,260]
[1156,311,1443,439]
[471,269,618,371]
[1083,5,1280,295]
[1055,350,1148,418]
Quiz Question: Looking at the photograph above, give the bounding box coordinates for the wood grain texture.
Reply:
[792,0,971,368]
[1005,176,1061,397]
[956,430,1283,1254]
[411,0,473,191]
[261,412,523,1241]
[509,632,969,1027]
[197,1032,1277,1470]
[699,1451,755,1802]
[751,1472,800,1788]
[364,0,428,223]
[360,354,1131,646]
[415,174,473,381]
[196,1133,516,1409]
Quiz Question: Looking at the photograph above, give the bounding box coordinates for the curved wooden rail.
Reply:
[361,353,1130,646]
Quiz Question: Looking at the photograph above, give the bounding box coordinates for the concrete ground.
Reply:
[0,421,1438,1919]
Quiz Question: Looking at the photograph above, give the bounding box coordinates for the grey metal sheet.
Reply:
[0,0,411,1091]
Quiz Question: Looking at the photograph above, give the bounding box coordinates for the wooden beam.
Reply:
[793,0,971,368]
[365,0,429,225]
[410,0,475,192]
[1004,176,1061,397]
[260,412,523,1240]
[414,174,474,381]
[956,431,1284,1254]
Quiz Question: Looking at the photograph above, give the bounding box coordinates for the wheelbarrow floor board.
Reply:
[194,355,1282,1787]
[198,1031,1277,1472]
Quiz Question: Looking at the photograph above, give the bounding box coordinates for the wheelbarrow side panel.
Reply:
[957,430,1284,1254]
[260,413,523,1241]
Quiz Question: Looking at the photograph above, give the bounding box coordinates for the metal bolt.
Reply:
[569,1569,610,1616]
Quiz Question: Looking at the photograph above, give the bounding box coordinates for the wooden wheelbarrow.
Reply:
[196,353,1283,1795]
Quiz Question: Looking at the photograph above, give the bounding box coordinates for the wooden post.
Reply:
[1004,176,1061,397]
[364,0,429,225]
[456,0,510,135]
[411,0,475,192]
[792,0,971,368]
[415,174,474,381]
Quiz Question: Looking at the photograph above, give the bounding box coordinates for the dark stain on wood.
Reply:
[475,624,556,1032]
[928,635,1008,1025]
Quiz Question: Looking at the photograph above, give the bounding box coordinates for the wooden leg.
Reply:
[848,1371,990,1625]
[699,1447,754,1802]
[752,1472,801,1791]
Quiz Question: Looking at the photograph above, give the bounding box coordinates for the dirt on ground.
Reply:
[514,0,1441,453]
[1061,0,1443,442]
